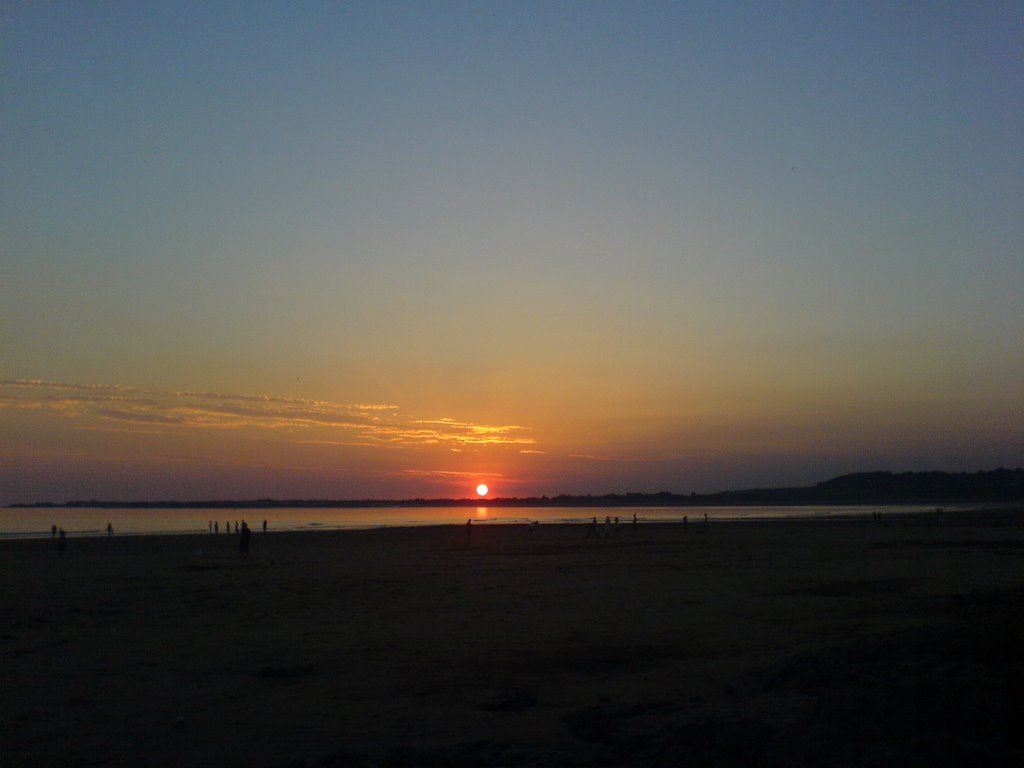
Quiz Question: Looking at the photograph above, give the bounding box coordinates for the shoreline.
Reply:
[3,503,1018,542]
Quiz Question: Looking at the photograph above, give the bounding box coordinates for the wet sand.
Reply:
[2,510,1023,766]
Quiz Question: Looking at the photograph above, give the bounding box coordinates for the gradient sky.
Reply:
[2,1,1022,503]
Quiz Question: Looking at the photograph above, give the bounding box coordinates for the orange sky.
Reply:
[1,376,1019,502]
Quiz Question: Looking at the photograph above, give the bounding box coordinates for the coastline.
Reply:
[3,508,1022,766]
[2,502,1010,541]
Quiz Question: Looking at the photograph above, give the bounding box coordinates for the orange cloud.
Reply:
[0,379,536,449]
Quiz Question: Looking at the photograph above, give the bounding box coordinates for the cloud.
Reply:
[400,469,505,479]
[568,453,653,463]
[0,379,536,449]
[361,418,535,447]
[291,439,383,448]
[95,408,186,425]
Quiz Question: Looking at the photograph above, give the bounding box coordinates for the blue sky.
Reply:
[1,2,1021,501]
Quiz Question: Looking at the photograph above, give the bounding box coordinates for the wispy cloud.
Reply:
[357,417,535,447]
[0,379,536,448]
[291,439,383,448]
[568,453,653,463]
[400,469,504,479]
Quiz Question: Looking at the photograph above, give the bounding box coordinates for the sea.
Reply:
[0,503,976,540]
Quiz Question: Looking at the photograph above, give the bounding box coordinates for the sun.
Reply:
[475,483,489,497]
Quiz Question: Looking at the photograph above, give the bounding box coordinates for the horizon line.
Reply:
[8,468,1022,508]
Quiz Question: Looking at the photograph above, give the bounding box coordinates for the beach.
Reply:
[2,510,1023,766]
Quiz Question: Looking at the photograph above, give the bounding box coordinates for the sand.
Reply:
[2,509,1023,766]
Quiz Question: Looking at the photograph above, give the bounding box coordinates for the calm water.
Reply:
[0,504,969,539]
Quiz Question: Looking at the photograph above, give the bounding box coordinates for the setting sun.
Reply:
[475,484,489,497]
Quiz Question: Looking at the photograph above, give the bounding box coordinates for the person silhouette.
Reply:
[107,522,113,536]
[57,528,66,556]
[466,518,472,538]
[214,521,219,534]
[262,519,267,533]
[51,524,57,538]
[239,520,251,554]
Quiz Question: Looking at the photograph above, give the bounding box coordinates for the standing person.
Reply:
[239,520,251,555]
[632,513,638,533]
[214,521,219,534]
[106,522,113,536]
[262,519,267,533]
[465,518,472,538]
[57,528,66,556]
[51,524,57,538]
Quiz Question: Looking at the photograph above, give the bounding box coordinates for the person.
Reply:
[704,513,708,523]
[51,524,57,538]
[239,520,251,554]
[233,521,239,534]
[614,516,622,534]
[107,522,113,536]
[632,513,638,532]
[262,519,267,533]
[214,521,219,534]
[465,518,472,538]
[57,527,66,556]
[208,520,212,533]
[587,517,597,537]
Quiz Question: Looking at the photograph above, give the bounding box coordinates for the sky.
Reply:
[1,1,1022,503]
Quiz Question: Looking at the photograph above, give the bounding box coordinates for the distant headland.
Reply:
[9,469,1024,509]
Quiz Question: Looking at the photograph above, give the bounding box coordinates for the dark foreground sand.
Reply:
[2,510,1023,767]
